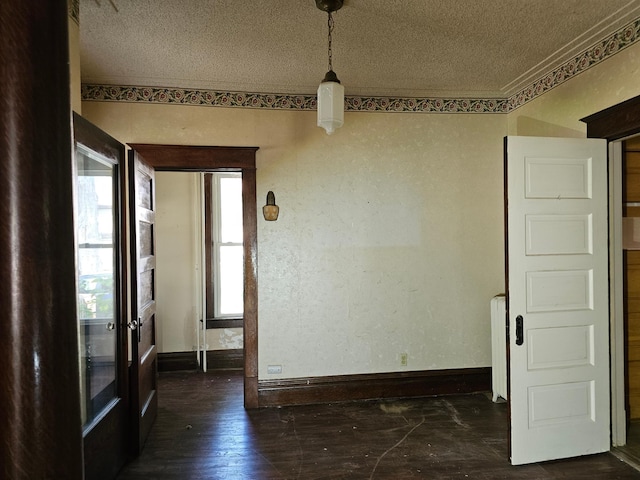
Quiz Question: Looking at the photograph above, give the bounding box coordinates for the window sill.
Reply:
[206,318,243,329]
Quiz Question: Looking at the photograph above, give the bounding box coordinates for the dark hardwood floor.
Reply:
[613,420,640,470]
[115,370,640,479]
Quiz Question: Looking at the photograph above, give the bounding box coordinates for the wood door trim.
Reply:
[581,95,640,141]
[129,144,258,171]
[127,144,259,408]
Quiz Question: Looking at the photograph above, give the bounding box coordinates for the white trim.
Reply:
[196,173,207,372]
[610,139,626,447]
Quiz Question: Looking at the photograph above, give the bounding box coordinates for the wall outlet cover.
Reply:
[400,353,408,366]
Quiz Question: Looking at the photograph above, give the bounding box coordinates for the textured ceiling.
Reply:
[80,0,640,98]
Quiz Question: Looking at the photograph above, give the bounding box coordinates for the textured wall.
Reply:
[82,102,505,378]
[257,113,505,378]
[155,172,200,352]
[68,14,81,113]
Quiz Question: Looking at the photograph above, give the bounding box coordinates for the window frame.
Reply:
[204,172,244,329]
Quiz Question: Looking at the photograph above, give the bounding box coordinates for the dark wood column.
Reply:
[0,1,83,479]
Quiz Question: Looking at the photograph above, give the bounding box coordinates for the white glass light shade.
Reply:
[317,80,344,135]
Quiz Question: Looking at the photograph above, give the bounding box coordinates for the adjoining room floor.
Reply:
[613,420,640,471]
[117,370,640,479]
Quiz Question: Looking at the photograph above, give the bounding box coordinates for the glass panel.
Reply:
[219,245,244,315]
[75,144,117,428]
[219,176,243,243]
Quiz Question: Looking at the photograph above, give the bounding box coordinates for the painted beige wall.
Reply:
[257,112,506,378]
[68,15,81,113]
[508,41,640,137]
[81,102,506,378]
[155,172,199,353]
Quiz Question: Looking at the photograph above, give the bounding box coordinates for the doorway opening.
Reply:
[579,94,640,468]
[610,135,640,464]
[155,171,245,375]
[129,144,259,409]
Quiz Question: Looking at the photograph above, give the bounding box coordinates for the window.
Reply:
[205,173,244,328]
[75,143,119,427]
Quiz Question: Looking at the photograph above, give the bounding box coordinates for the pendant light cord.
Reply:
[327,11,334,72]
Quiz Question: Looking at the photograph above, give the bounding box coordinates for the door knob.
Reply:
[106,322,115,331]
[127,319,138,330]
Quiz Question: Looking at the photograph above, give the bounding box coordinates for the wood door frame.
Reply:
[582,95,640,447]
[128,144,259,408]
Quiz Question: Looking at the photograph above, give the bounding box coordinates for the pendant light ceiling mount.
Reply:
[315,0,345,135]
[315,0,343,13]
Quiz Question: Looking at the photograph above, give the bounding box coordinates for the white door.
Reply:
[505,136,609,465]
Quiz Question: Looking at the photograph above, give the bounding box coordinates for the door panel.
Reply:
[129,150,158,452]
[525,214,592,255]
[505,136,609,465]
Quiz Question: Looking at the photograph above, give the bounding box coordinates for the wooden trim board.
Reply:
[258,367,491,407]
[158,350,244,372]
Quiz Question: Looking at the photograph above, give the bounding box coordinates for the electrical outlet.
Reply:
[267,365,282,374]
[400,353,408,366]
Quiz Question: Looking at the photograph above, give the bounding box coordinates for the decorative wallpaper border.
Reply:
[506,17,640,111]
[81,17,640,114]
[80,85,510,113]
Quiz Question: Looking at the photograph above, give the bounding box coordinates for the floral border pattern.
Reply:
[80,84,510,113]
[81,17,640,114]
[506,17,640,110]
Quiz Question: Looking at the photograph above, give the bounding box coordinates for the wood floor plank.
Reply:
[116,370,640,479]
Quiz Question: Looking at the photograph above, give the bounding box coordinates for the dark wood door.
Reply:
[128,150,158,452]
[73,113,129,480]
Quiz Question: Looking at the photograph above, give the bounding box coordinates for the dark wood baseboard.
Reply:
[258,367,491,407]
[206,318,243,329]
[207,349,244,370]
[158,349,244,372]
[157,352,198,372]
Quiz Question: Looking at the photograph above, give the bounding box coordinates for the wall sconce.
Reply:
[263,191,279,221]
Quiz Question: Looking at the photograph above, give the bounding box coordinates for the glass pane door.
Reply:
[75,144,117,428]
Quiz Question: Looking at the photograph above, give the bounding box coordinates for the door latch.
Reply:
[515,315,524,346]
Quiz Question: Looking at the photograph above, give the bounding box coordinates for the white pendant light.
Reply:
[316,0,344,135]
[317,71,344,135]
